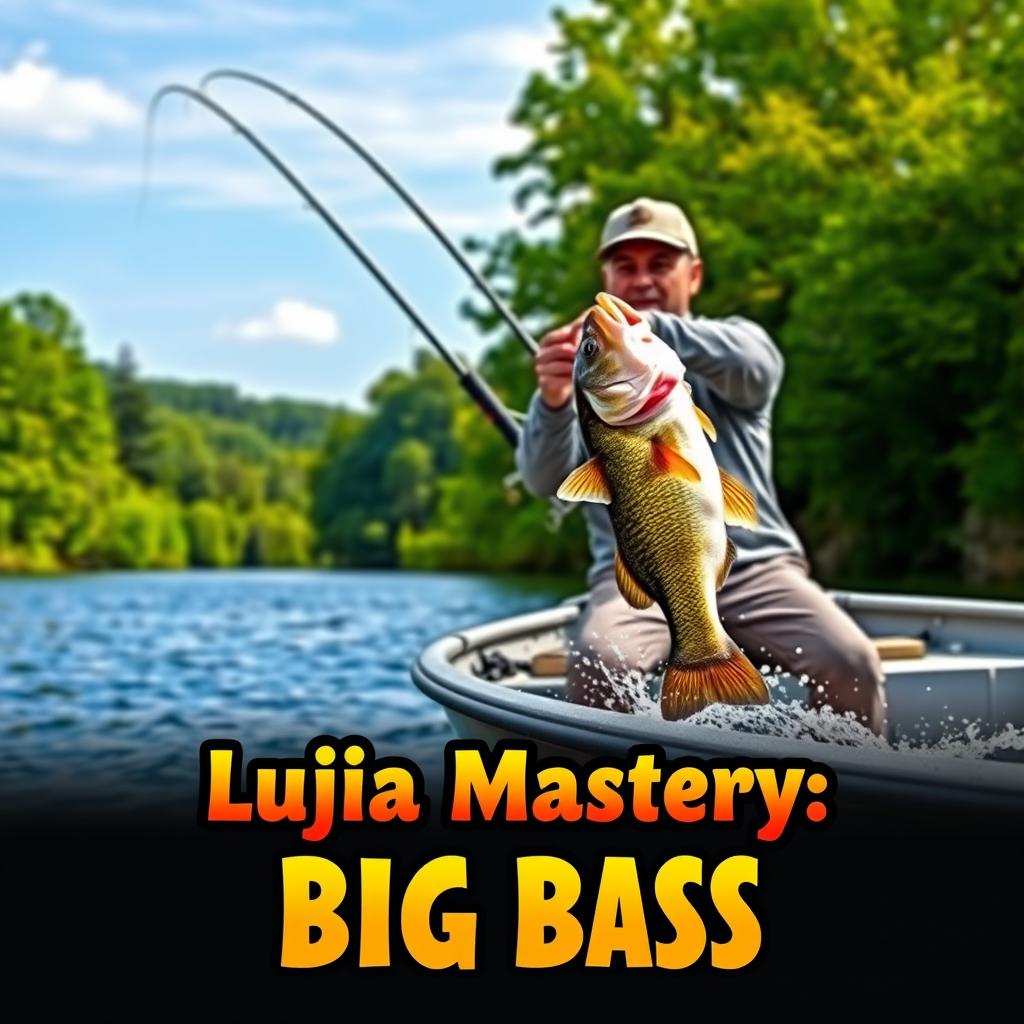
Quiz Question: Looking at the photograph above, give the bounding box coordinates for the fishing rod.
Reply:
[144,85,521,448]
[199,69,538,359]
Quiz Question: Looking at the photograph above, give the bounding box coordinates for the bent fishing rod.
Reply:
[199,68,538,359]
[144,84,521,448]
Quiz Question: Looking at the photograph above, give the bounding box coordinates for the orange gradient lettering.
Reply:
[754,767,805,841]
[449,747,528,821]
[516,856,584,967]
[710,856,761,969]
[654,855,706,969]
[712,766,756,821]
[281,856,348,968]
[359,859,391,967]
[401,856,476,969]
[585,766,625,822]
[206,747,251,821]
[534,766,583,823]
[255,766,305,823]
[370,767,421,822]
[627,754,661,822]
[585,857,652,967]
[662,767,708,823]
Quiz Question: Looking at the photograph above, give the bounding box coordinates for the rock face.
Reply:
[964,509,1024,587]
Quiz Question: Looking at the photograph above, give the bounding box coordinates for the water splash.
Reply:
[567,642,1024,762]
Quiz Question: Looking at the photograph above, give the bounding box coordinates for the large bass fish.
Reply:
[557,292,770,720]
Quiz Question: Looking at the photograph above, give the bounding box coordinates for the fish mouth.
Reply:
[616,375,679,425]
[588,375,639,398]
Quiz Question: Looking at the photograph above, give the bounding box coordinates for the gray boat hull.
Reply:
[412,590,1024,830]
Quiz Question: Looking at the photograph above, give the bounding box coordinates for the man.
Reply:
[516,196,887,735]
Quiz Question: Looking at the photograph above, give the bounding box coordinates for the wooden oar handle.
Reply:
[527,636,927,678]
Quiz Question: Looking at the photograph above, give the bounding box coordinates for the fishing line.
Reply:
[199,69,539,358]
[143,84,521,448]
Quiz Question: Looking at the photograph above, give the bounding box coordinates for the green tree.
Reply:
[185,500,232,567]
[0,293,122,571]
[142,408,217,504]
[243,504,313,566]
[311,351,465,566]
[108,344,157,484]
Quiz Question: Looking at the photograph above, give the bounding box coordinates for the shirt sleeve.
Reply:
[645,312,784,411]
[514,389,586,498]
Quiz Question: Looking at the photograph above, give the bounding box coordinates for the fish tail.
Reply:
[661,643,770,721]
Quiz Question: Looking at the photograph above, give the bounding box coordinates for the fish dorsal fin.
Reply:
[720,468,758,527]
[717,536,737,591]
[615,549,655,609]
[557,456,611,504]
[651,434,700,482]
[693,404,717,443]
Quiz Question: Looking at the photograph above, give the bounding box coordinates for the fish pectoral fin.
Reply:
[557,456,611,504]
[615,550,655,609]
[651,437,700,482]
[693,404,717,442]
[720,467,758,527]
[716,536,737,591]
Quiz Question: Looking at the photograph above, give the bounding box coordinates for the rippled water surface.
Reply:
[0,570,567,815]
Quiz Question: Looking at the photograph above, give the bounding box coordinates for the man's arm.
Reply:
[515,390,586,498]
[645,312,784,411]
[516,309,589,498]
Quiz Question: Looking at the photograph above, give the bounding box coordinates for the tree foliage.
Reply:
[0,293,318,572]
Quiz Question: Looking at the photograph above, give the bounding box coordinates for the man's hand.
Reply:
[534,310,588,410]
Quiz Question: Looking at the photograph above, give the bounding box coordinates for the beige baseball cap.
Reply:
[597,196,699,259]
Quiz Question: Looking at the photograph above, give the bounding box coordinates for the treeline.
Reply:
[0,291,580,577]
[0,294,319,572]
[137,378,333,449]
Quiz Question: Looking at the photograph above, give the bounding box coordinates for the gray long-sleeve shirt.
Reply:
[515,311,805,587]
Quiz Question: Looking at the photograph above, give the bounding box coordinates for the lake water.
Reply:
[0,570,571,820]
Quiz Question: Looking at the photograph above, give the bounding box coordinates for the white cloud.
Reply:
[0,50,139,141]
[214,299,340,345]
[439,27,561,71]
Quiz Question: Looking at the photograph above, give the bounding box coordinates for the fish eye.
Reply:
[582,337,598,359]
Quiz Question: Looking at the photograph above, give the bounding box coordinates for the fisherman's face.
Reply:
[601,240,702,316]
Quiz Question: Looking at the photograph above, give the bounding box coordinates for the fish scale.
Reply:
[590,416,726,663]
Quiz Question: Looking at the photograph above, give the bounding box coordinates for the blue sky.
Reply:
[0,0,582,407]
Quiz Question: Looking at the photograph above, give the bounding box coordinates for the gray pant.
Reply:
[567,552,887,734]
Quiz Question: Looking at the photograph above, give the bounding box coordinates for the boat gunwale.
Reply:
[411,589,1024,812]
